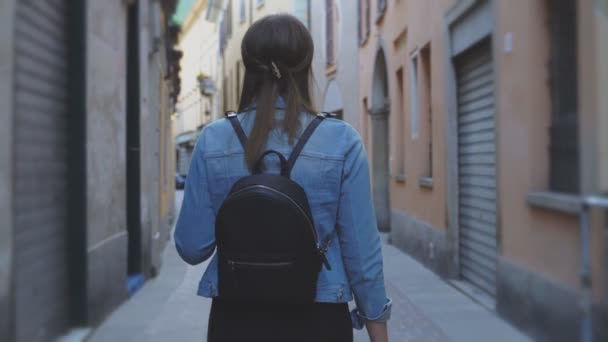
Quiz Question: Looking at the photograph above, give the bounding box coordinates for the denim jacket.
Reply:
[174,104,392,329]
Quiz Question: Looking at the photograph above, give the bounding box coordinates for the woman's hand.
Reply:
[366,321,388,342]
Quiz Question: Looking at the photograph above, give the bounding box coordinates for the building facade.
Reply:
[0,0,179,340]
[174,0,222,176]
[219,0,312,113]
[357,0,607,341]
[309,0,360,128]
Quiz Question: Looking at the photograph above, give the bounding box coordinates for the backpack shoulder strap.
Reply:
[286,112,329,177]
[225,111,247,149]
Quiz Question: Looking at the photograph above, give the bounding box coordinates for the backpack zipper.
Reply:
[228,184,332,270]
[227,260,293,269]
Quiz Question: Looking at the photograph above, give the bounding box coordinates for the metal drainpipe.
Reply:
[580,195,608,342]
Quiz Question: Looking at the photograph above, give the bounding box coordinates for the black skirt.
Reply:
[207,298,354,342]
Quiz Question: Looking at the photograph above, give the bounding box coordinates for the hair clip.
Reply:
[270,61,282,79]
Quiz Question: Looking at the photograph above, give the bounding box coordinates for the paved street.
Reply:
[89,191,530,342]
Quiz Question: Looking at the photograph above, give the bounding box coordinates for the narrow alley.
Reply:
[2,1,607,341]
[88,191,529,342]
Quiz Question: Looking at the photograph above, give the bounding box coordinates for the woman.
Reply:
[175,14,391,342]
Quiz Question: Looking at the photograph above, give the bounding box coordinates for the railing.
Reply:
[579,195,608,342]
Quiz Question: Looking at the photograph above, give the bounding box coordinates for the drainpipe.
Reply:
[579,195,608,342]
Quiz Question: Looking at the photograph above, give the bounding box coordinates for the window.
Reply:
[226,0,233,38]
[409,52,419,139]
[325,0,335,66]
[358,0,371,44]
[365,0,370,37]
[219,17,227,54]
[257,0,265,7]
[420,45,433,178]
[294,0,311,29]
[204,100,211,117]
[200,99,205,123]
[239,0,246,23]
[548,0,579,192]
[395,67,405,178]
[377,0,387,20]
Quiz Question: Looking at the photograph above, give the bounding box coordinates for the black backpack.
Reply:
[215,111,334,303]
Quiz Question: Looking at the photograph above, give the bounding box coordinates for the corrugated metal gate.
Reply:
[456,40,498,297]
[13,1,70,340]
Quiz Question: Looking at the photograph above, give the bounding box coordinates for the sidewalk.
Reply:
[89,193,530,342]
[377,239,529,342]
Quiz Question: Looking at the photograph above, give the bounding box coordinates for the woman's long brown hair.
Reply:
[238,14,316,170]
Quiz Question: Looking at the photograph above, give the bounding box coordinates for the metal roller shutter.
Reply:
[13,1,70,340]
[456,40,498,298]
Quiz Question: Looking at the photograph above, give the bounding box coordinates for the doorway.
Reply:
[126,2,142,278]
[370,48,391,232]
[455,39,498,298]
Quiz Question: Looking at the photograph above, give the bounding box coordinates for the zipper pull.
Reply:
[322,254,331,271]
[317,239,333,271]
[318,249,331,271]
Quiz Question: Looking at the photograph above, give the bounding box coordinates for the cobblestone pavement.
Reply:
[88,191,530,342]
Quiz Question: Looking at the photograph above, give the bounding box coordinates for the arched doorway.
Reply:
[370,49,391,232]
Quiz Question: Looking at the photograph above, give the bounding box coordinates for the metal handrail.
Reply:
[579,195,608,342]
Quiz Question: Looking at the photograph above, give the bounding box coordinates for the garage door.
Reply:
[455,40,498,297]
[13,1,70,340]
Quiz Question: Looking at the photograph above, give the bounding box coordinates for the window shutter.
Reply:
[240,0,246,22]
[219,18,226,54]
[365,0,370,38]
[377,0,387,19]
[226,0,233,37]
[358,0,362,44]
[326,0,334,65]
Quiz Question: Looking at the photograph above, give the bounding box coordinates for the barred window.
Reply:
[548,0,579,192]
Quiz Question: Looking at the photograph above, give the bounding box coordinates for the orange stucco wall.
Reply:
[359,0,605,299]
[496,0,605,298]
[359,0,454,232]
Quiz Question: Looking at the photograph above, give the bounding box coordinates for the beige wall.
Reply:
[359,0,452,230]
[176,0,218,134]
[158,9,176,244]
[222,0,296,112]
[309,0,361,128]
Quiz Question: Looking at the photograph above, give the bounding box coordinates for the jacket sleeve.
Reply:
[174,131,216,265]
[336,127,392,329]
